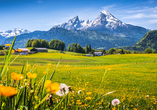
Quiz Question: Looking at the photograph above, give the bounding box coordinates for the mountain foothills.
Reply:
[3,28,134,49]
[124,30,157,51]
[0,28,30,44]
[2,10,150,50]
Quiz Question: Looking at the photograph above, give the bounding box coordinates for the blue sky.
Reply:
[0,0,157,32]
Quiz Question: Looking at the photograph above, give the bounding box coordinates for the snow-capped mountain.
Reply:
[53,10,128,30]
[54,10,148,41]
[0,28,30,38]
[54,16,92,30]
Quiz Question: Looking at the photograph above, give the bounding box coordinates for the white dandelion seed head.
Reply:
[112,99,120,106]
[56,83,69,96]
[78,90,82,94]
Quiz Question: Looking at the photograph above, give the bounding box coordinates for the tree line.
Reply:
[67,43,91,53]
[26,39,65,51]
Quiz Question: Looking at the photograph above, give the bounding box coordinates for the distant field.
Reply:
[0,53,157,100]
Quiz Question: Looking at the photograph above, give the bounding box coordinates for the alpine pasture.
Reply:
[0,50,157,109]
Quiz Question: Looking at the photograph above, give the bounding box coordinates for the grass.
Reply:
[0,51,157,109]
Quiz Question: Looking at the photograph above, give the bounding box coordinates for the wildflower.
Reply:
[0,86,18,97]
[43,71,46,74]
[47,63,51,66]
[77,100,80,103]
[145,95,149,99]
[112,99,120,106]
[107,68,111,71]
[5,44,11,47]
[56,83,69,96]
[78,90,82,94]
[45,80,52,88]
[50,83,60,93]
[112,106,116,110]
[133,108,137,110]
[11,72,24,80]
[11,50,15,53]
[86,92,92,95]
[45,80,60,94]
[86,96,92,100]
[65,65,69,67]
[27,64,31,68]
[27,72,37,79]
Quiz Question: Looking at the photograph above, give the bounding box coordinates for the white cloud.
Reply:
[38,0,42,3]
[102,4,115,10]
[122,13,157,19]
[122,13,145,19]
[126,6,157,13]
[148,19,157,23]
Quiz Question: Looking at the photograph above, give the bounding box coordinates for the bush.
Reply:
[145,48,152,53]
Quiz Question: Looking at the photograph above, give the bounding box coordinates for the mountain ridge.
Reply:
[54,10,148,41]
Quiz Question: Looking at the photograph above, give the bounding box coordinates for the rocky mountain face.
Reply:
[54,10,148,41]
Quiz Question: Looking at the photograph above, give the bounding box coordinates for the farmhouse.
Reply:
[15,48,29,54]
[94,52,102,56]
[30,48,48,53]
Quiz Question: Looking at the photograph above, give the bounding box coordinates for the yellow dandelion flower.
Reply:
[5,44,11,47]
[86,96,92,100]
[47,63,51,66]
[27,64,31,68]
[107,68,111,71]
[77,100,80,103]
[0,86,18,97]
[11,50,15,53]
[86,92,92,95]
[43,71,46,74]
[131,105,133,107]
[50,83,60,93]
[133,108,137,110]
[45,80,60,94]
[112,106,116,110]
[31,73,37,79]
[65,65,69,67]
[11,72,24,80]
[45,80,52,88]
[27,72,37,79]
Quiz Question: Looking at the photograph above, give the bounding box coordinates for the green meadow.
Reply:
[0,51,157,109]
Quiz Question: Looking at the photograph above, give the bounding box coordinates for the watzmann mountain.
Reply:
[2,10,149,49]
[54,10,148,41]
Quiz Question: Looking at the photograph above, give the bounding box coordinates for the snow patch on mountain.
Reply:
[0,28,30,38]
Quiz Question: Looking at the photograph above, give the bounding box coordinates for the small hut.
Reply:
[94,52,102,56]
[30,48,48,53]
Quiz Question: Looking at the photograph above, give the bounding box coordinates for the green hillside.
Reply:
[124,30,157,51]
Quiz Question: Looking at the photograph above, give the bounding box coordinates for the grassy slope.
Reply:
[0,53,157,99]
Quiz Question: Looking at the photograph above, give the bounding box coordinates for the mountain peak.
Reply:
[68,16,80,23]
[101,10,111,15]
[0,28,30,38]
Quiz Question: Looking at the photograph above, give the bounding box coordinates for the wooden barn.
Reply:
[30,48,48,53]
